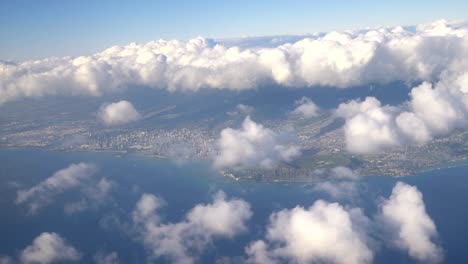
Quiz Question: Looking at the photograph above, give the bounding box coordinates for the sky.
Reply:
[1,0,468,61]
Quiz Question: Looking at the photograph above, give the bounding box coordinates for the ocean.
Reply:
[1,148,467,263]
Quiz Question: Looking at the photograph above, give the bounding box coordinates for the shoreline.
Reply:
[2,146,468,183]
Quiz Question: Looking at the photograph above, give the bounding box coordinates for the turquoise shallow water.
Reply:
[1,148,467,263]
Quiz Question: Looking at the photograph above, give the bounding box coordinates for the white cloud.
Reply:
[312,167,361,200]
[98,100,141,125]
[214,116,300,169]
[64,177,115,214]
[407,81,467,136]
[387,79,467,147]
[133,191,252,264]
[186,192,252,237]
[20,232,81,264]
[246,200,373,264]
[1,20,467,104]
[395,111,432,144]
[292,96,320,118]
[336,97,400,154]
[329,22,468,154]
[337,74,468,154]
[245,241,277,264]
[246,181,443,263]
[3,19,468,154]
[1,19,468,155]
[16,163,97,214]
[379,182,443,263]
[314,181,359,201]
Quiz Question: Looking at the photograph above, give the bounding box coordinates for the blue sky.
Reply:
[1,0,467,61]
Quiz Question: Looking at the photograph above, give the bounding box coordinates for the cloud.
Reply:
[227,104,254,116]
[132,191,252,264]
[98,100,141,125]
[64,177,115,214]
[166,142,196,166]
[330,24,468,154]
[292,96,320,118]
[93,251,120,264]
[236,104,255,115]
[246,181,442,263]
[312,167,361,200]
[213,116,300,169]
[379,182,443,263]
[314,181,359,201]
[245,241,277,264]
[336,97,400,154]
[337,74,468,154]
[246,200,373,264]
[1,20,468,104]
[20,232,81,264]
[16,163,97,214]
[3,19,468,154]
[405,80,467,136]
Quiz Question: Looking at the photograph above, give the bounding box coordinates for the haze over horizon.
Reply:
[1,0,468,60]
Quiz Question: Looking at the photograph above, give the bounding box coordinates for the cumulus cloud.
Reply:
[3,19,468,154]
[213,116,300,169]
[1,19,468,104]
[245,241,277,264]
[20,232,81,264]
[330,23,468,154]
[246,181,442,264]
[404,80,467,137]
[246,200,373,264]
[337,74,468,154]
[2,19,468,155]
[292,96,320,118]
[98,100,141,125]
[336,97,401,154]
[16,163,97,214]
[379,182,443,263]
[132,191,252,264]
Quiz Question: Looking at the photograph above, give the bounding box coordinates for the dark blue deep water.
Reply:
[0,148,467,263]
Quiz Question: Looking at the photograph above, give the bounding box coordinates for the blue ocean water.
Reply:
[0,148,467,263]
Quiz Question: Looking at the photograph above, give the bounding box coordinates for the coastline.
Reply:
[2,146,468,184]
